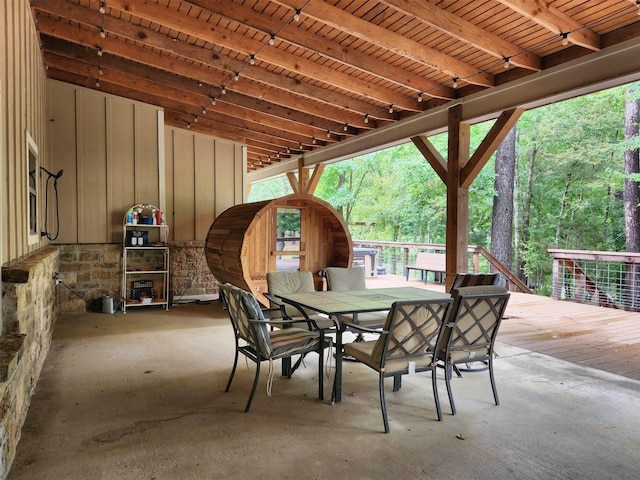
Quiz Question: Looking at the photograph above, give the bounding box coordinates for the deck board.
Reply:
[366,274,640,381]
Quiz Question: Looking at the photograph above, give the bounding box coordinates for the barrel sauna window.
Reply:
[275,207,302,272]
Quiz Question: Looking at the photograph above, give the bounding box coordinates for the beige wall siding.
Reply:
[48,80,163,245]
[165,127,245,243]
[1,0,49,264]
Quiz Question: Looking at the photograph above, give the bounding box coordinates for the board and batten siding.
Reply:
[48,80,162,244]
[165,126,246,243]
[1,0,49,264]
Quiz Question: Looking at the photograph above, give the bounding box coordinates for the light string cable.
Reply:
[189,0,312,131]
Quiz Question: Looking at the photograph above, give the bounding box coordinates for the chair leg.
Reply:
[431,367,443,421]
[245,360,261,412]
[379,374,390,433]
[225,348,239,392]
[445,363,457,416]
[318,334,324,400]
[489,354,500,406]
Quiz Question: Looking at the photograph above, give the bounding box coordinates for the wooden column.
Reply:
[413,106,524,291]
[445,105,470,290]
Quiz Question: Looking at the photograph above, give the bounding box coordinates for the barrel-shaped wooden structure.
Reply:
[205,193,352,305]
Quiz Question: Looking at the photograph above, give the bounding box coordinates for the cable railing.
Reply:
[549,249,640,311]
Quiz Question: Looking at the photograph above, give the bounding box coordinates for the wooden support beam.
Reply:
[411,135,447,183]
[285,160,325,195]
[461,108,524,188]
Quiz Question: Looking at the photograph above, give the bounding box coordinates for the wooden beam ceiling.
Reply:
[31,0,640,172]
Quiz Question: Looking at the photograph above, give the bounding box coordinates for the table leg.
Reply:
[332,317,344,404]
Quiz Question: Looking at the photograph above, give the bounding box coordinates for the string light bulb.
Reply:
[221,86,227,95]
[561,32,569,46]
[202,106,207,115]
[417,92,423,103]
[210,97,216,105]
[452,77,458,88]
[364,114,369,124]
[99,2,106,14]
[388,105,394,114]
[312,136,316,144]
[97,48,103,57]
[234,72,240,81]
[343,123,349,131]
[95,78,100,87]
[269,34,276,45]
[326,130,331,138]
[194,116,199,122]
[294,9,301,21]
[249,54,255,65]
[186,122,191,129]
[503,57,510,69]
[99,27,106,39]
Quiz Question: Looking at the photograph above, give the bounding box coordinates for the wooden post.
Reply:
[445,105,470,291]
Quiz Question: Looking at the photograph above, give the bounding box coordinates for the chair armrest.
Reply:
[343,322,387,335]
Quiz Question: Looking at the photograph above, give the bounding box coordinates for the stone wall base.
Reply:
[1,246,59,478]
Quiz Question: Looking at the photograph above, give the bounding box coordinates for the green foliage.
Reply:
[249,81,640,295]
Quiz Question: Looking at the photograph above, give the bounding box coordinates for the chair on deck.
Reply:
[437,285,510,415]
[219,283,331,412]
[324,267,388,329]
[340,298,453,433]
[448,272,504,292]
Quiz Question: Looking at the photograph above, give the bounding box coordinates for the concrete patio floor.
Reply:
[7,298,640,479]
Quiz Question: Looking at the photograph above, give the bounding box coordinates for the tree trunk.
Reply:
[491,126,516,270]
[623,88,640,309]
[517,140,536,285]
[556,173,572,247]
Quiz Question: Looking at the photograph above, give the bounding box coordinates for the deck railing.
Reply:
[549,249,640,311]
[352,240,531,293]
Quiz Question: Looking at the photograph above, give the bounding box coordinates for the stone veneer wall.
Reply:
[56,242,218,313]
[1,246,59,478]
[170,241,218,301]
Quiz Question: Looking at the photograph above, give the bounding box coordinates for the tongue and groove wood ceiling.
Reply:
[31,0,640,171]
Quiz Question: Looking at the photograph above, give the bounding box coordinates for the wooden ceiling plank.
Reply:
[292,0,495,86]
[497,0,601,51]
[382,0,542,70]
[190,0,454,99]
[85,0,418,108]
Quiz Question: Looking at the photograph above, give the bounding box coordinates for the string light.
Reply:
[97,48,103,56]
[95,78,100,87]
[312,136,316,144]
[249,54,255,65]
[561,32,569,46]
[194,116,199,122]
[343,123,349,131]
[269,34,276,45]
[452,77,458,88]
[210,97,216,105]
[417,92,423,103]
[186,122,191,129]
[388,105,394,113]
[99,27,106,39]
[202,106,207,115]
[234,72,240,81]
[326,130,331,138]
[503,57,510,68]
[99,2,106,14]
[364,114,369,124]
[221,86,226,94]
[294,9,301,21]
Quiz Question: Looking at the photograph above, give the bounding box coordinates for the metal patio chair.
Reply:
[339,298,453,433]
[219,283,331,412]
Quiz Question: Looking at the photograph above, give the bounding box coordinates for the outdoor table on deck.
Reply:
[276,286,450,403]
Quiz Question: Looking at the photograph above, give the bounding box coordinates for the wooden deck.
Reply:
[366,274,640,381]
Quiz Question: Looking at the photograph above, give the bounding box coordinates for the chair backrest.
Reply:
[448,272,504,293]
[266,271,316,319]
[439,285,510,364]
[369,299,453,372]
[220,283,272,357]
[324,267,367,291]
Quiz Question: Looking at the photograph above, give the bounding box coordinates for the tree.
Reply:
[624,86,640,309]
[491,126,516,270]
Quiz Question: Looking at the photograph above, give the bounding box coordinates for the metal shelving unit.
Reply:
[121,204,169,313]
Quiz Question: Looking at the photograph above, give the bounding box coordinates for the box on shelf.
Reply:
[126,230,149,246]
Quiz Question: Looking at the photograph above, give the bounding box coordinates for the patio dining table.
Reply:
[276,286,450,403]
